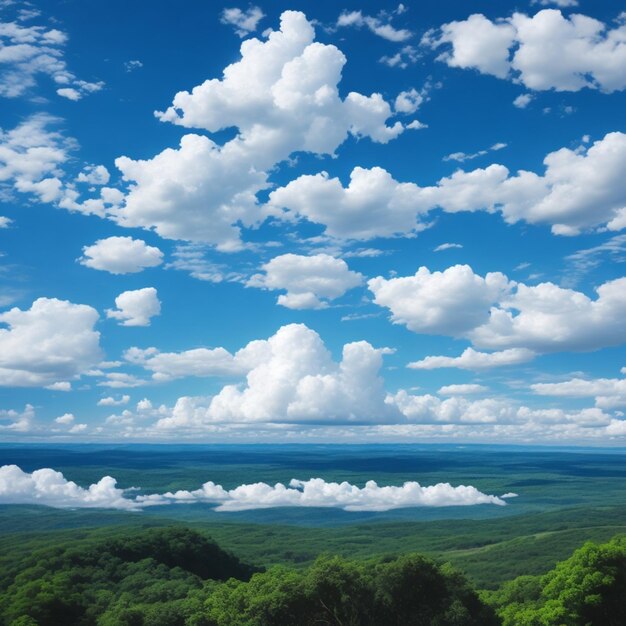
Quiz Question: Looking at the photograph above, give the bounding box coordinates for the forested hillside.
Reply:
[0,526,625,625]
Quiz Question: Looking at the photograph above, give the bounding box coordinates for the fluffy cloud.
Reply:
[269,132,626,238]
[469,277,626,352]
[97,395,130,407]
[268,167,428,240]
[155,323,398,427]
[110,11,403,248]
[408,347,536,370]
[0,216,11,228]
[428,9,626,93]
[372,265,626,354]
[76,164,110,185]
[0,465,137,509]
[0,17,103,99]
[0,466,506,512]
[220,6,265,37]
[54,413,74,425]
[0,298,102,387]
[247,253,363,309]
[106,287,161,327]
[531,373,626,409]
[124,344,245,382]
[79,236,163,274]
[369,265,511,335]
[165,477,506,511]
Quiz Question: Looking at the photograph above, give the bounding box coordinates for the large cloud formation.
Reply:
[110,11,405,248]
[0,465,507,512]
[369,265,626,358]
[0,298,102,386]
[427,9,626,93]
[154,323,398,427]
[268,132,626,238]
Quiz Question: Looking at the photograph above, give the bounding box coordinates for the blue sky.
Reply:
[1,0,626,443]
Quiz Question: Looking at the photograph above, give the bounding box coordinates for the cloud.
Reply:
[0,465,506,511]
[166,244,234,283]
[428,9,626,93]
[220,6,265,37]
[390,390,612,428]
[408,347,536,370]
[124,343,244,382]
[54,413,74,425]
[468,276,626,352]
[76,164,110,185]
[380,45,419,68]
[371,264,626,355]
[106,287,161,327]
[434,243,463,252]
[110,11,403,248]
[0,297,102,387]
[45,381,71,391]
[0,114,70,203]
[79,236,163,274]
[124,59,143,72]
[0,216,12,228]
[513,93,534,108]
[336,9,412,42]
[0,404,34,432]
[531,374,626,409]
[438,384,488,395]
[0,16,104,99]
[394,88,423,114]
[155,323,398,427]
[56,80,104,101]
[164,477,506,511]
[268,167,428,240]
[270,132,626,238]
[369,265,511,335]
[97,395,130,407]
[0,465,138,509]
[563,234,626,286]
[247,253,363,309]
[443,142,507,163]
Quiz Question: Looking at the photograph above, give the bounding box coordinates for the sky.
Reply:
[1,0,626,445]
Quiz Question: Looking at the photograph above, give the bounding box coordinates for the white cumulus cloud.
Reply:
[79,236,163,274]
[371,264,626,355]
[0,466,507,512]
[0,297,102,387]
[110,11,404,248]
[155,323,398,427]
[247,253,363,309]
[106,287,161,327]
[428,9,626,93]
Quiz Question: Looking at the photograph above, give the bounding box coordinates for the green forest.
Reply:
[1,526,625,626]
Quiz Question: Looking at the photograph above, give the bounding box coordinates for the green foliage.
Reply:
[194,554,498,626]
[0,527,256,626]
[4,523,626,626]
[487,535,626,625]
[0,527,496,626]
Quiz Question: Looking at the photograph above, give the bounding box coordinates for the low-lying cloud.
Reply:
[0,466,509,512]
